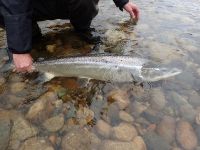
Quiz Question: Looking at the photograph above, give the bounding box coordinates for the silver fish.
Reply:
[34,55,182,82]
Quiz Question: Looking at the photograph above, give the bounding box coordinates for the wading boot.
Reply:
[75,27,101,44]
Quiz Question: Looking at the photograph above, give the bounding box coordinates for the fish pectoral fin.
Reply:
[43,72,56,82]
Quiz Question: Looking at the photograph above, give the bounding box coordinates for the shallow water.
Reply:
[0,0,200,149]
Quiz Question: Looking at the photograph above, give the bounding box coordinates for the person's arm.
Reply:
[1,0,33,72]
[113,0,139,21]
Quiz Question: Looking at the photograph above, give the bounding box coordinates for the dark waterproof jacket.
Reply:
[0,0,128,54]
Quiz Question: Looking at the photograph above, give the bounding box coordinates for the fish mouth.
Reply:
[140,67,182,82]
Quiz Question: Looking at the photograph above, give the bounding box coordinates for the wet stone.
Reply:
[95,119,112,138]
[10,82,26,94]
[0,118,11,150]
[141,108,161,124]
[156,116,176,144]
[133,136,147,150]
[112,123,138,141]
[76,107,94,126]
[143,131,171,150]
[169,92,188,106]
[150,88,166,111]
[61,128,101,150]
[107,89,130,110]
[19,137,54,150]
[100,140,135,150]
[42,114,64,132]
[180,104,196,123]
[105,29,126,45]
[131,101,149,117]
[0,77,5,86]
[119,111,134,123]
[26,91,58,122]
[188,90,200,107]
[176,120,198,150]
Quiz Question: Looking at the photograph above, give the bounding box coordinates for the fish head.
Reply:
[140,67,182,82]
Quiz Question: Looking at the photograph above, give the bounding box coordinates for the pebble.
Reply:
[96,119,112,138]
[10,82,26,94]
[48,134,57,145]
[119,111,134,123]
[150,88,166,110]
[176,120,198,150]
[76,107,94,126]
[107,89,130,110]
[26,92,58,122]
[132,136,147,150]
[169,92,188,106]
[112,123,138,141]
[143,131,171,150]
[61,128,101,150]
[19,137,54,150]
[46,44,56,53]
[156,116,176,144]
[188,90,200,107]
[180,104,196,123]
[0,117,11,150]
[42,114,64,132]
[141,108,161,124]
[100,140,135,150]
[0,77,5,86]
[132,101,149,117]
[105,29,126,45]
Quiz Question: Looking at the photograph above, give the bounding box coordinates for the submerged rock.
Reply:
[26,92,58,122]
[119,111,134,123]
[42,114,64,132]
[143,131,171,150]
[61,128,101,150]
[112,123,138,141]
[133,136,147,150]
[176,120,198,150]
[10,82,26,94]
[105,29,126,45]
[95,119,112,138]
[107,89,130,110]
[100,140,135,150]
[156,116,176,144]
[76,107,94,126]
[19,137,54,150]
[179,104,196,123]
[0,118,11,150]
[150,88,166,111]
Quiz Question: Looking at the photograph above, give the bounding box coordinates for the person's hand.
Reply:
[123,2,139,21]
[13,53,33,73]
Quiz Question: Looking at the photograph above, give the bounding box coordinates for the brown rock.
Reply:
[19,137,54,150]
[10,82,26,94]
[107,89,130,110]
[42,114,64,132]
[176,120,198,150]
[61,128,101,150]
[96,119,112,138]
[132,136,147,150]
[156,116,176,143]
[112,123,138,141]
[26,92,58,122]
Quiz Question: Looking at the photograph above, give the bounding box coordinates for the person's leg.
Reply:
[68,0,99,31]
[32,0,62,39]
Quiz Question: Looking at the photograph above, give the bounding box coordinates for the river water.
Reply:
[0,0,200,149]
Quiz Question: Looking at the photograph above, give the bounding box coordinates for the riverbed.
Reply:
[0,0,200,149]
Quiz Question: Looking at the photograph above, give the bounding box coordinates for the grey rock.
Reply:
[143,132,171,150]
[150,88,166,110]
